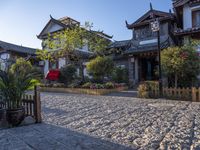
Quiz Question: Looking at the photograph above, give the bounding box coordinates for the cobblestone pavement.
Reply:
[1,92,200,150]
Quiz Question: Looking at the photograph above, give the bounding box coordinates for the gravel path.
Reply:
[1,92,200,150]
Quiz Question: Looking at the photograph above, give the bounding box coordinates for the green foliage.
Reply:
[36,22,110,61]
[161,43,200,87]
[86,56,114,83]
[82,82,92,89]
[10,58,42,84]
[0,67,40,109]
[68,78,82,88]
[10,58,32,75]
[59,64,77,86]
[81,82,126,89]
[104,82,115,89]
[111,66,128,83]
[94,83,105,89]
[138,81,159,98]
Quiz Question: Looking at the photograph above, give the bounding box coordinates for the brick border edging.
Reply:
[40,87,128,95]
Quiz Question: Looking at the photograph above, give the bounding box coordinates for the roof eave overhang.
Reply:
[174,30,200,36]
[126,16,175,29]
[37,17,69,40]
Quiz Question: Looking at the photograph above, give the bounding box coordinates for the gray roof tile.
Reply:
[0,40,37,55]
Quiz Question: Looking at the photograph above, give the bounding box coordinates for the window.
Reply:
[49,60,58,70]
[197,45,200,52]
[192,10,200,27]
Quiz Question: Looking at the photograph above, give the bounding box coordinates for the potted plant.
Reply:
[0,68,39,126]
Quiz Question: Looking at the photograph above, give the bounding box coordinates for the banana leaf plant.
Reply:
[0,69,39,109]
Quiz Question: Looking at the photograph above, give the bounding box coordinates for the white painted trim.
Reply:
[191,5,200,11]
[139,39,157,45]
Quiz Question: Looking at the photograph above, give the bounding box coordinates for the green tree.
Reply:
[59,64,77,86]
[86,56,114,83]
[36,22,111,81]
[10,58,42,86]
[161,42,200,87]
[10,58,32,75]
[112,66,128,83]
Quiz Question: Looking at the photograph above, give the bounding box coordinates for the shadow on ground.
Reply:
[1,123,134,150]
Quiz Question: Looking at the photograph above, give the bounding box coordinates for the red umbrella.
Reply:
[46,69,60,81]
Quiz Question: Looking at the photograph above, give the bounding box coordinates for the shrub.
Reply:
[10,58,32,75]
[68,83,79,88]
[90,83,105,89]
[114,83,127,88]
[86,56,114,83]
[59,64,77,86]
[82,82,92,89]
[138,81,159,98]
[105,82,115,89]
[10,58,41,86]
[112,66,128,83]
[161,43,200,87]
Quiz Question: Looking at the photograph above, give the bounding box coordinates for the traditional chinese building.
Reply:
[37,16,112,76]
[110,4,176,87]
[173,0,200,44]
[173,0,200,80]
[0,40,38,71]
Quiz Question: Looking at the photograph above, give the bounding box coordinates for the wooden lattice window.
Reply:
[192,9,200,27]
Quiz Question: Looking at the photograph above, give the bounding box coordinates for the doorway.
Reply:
[138,57,158,81]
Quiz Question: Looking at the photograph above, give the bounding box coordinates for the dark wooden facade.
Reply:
[173,0,200,42]
[109,5,176,86]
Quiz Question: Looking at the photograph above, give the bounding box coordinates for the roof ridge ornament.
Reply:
[150,2,153,10]
[125,20,129,27]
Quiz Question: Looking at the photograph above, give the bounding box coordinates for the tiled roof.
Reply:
[173,0,200,7]
[38,16,112,41]
[109,40,131,49]
[90,30,113,39]
[126,9,174,29]
[124,38,170,54]
[173,0,190,7]
[174,27,200,36]
[0,40,37,55]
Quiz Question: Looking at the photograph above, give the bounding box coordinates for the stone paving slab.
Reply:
[1,92,200,149]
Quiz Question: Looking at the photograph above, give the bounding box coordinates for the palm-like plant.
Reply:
[0,69,39,109]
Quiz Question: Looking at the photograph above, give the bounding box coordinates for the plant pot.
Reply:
[6,107,25,126]
[0,108,5,121]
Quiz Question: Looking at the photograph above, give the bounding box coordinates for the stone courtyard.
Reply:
[1,92,200,150]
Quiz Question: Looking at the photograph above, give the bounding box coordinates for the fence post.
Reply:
[192,87,197,102]
[34,86,42,123]
[198,87,200,102]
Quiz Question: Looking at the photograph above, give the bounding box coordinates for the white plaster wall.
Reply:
[82,44,89,51]
[43,22,63,35]
[134,57,139,83]
[58,58,66,69]
[77,68,80,76]
[0,53,10,71]
[0,53,10,59]
[44,60,49,76]
[84,67,88,77]
[83,62,90,77]
[183,4,192,29]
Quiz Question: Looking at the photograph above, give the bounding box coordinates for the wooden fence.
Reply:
[162,87,200,102]
[0,86,41,123]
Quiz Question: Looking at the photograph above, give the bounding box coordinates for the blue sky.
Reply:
[0,0,172,48]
